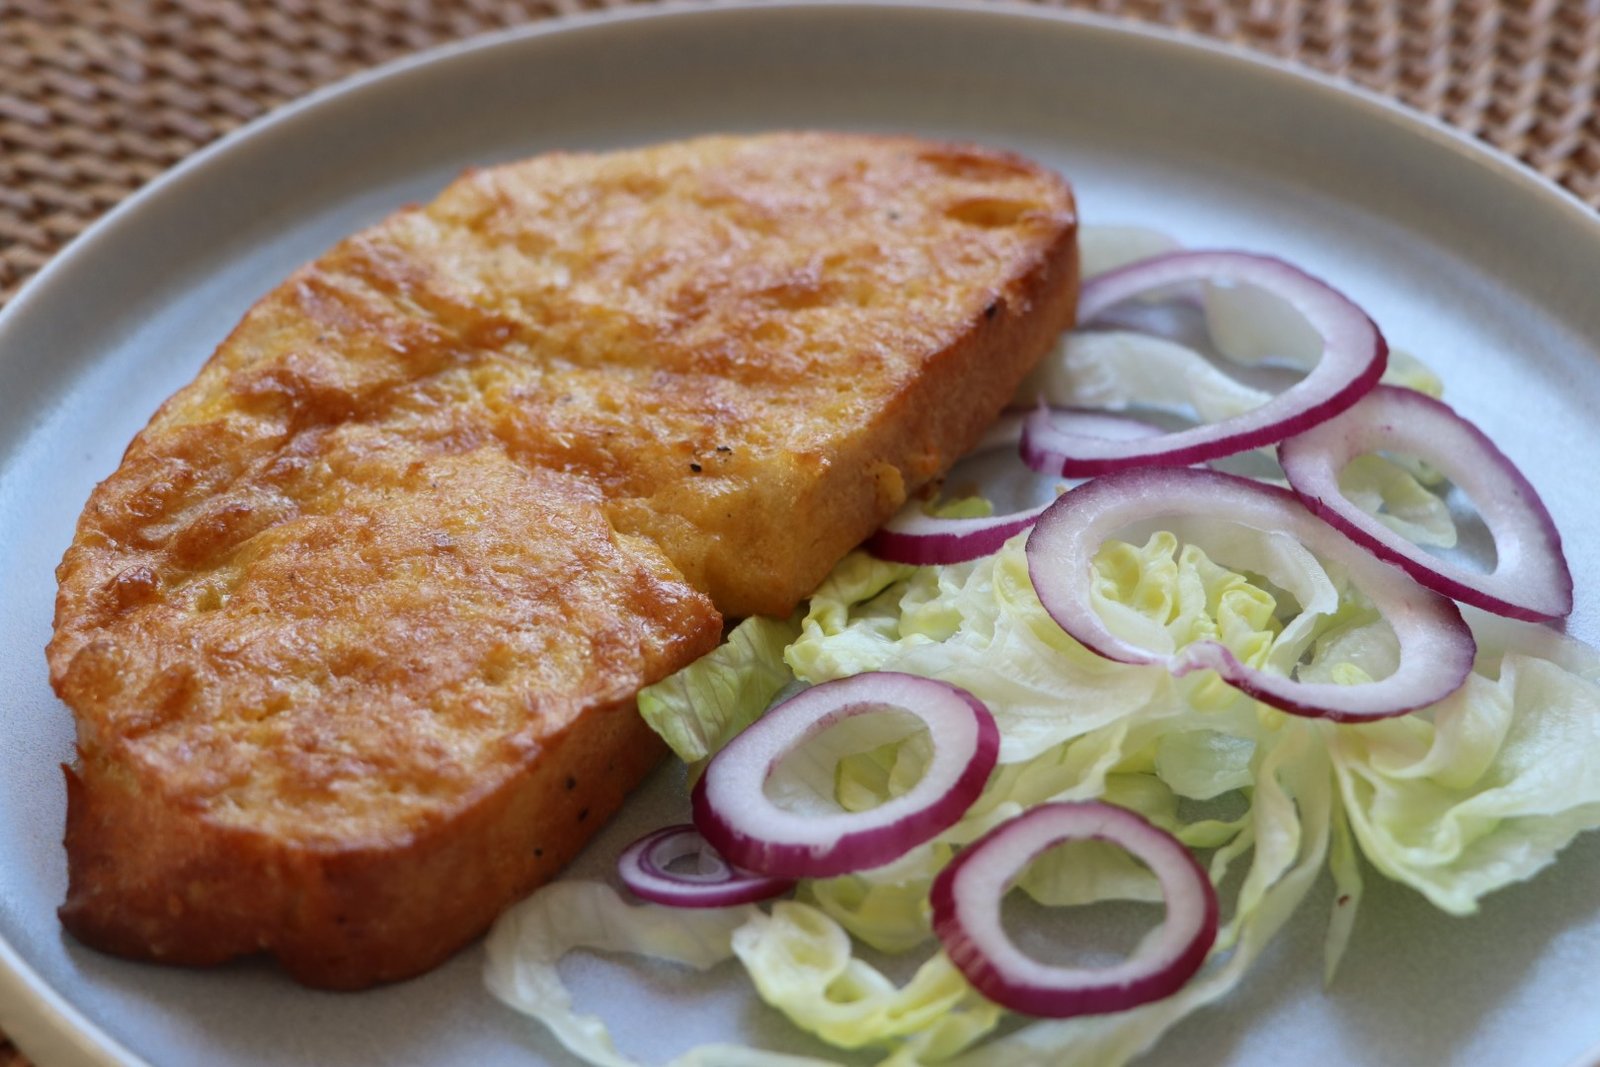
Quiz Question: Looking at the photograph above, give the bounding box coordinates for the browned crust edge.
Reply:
[59,695,670,989]
[761,184,1080,616]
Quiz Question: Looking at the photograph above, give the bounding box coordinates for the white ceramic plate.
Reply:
[3,3,1599,1065]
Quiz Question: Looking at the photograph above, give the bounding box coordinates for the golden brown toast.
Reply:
[48,132,1078,988]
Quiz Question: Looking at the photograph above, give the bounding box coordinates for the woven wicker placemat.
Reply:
[1,0,1597,1062]
[2,0,1598,309]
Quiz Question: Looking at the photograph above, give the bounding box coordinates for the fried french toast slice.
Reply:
[55,435,719,987]
[49,132,1078,987]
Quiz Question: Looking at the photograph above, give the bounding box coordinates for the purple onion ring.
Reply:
[616,824,794,908]
[1024,466,1475,721]
[931,802,1218,1018]
[692,672,999,878]
[1023,251,1387,475]
[1278,386,1572,622]
[869,411,1161,566]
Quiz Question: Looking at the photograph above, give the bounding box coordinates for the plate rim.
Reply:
[2,3,1597,1065]
[2,0,1597,351]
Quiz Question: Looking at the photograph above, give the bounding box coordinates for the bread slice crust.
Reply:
[48,132,1078,988]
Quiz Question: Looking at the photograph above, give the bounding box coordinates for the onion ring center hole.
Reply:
[1200,278,1322,373]
[1092,522,1408,684]
[762,705,934,816]
[1091,525,1310,641]
[1087,292,1205,346]
[1076,277,1319,407]
[1337,452,1497,573]
[659,842,727,880]
[1001,838,1167,970]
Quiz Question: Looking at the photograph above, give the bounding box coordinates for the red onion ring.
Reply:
[1016,408,1166,482]
[1022,251,1387,475]
[868,411,1161,566]
[867,501,1055,567]
[1278,386,1573,622]
[1024,466,1475,721]
[616,824,794,908]
[930,802,1217,1018]
[692,672,999,878]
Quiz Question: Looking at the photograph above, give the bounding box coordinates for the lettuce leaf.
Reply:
[1381,347,1445,398]
[639,614,801,763]
[938,721,1334,1067]
[1019,329,1444,431]
[1021,330,1269,425]
[485,881,838,1067]
[1329,617,1600,914]
[1336,454,1456,548]
[786,540,1168,764]
[805,843,948,954]
[731,901,1001,1058]
[1076,224,1181,279]
[785,528,1325,765]
[506,484,1600,1067]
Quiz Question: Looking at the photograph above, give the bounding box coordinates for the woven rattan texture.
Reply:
[0,0,1597,1061]
[2,0,1599,307]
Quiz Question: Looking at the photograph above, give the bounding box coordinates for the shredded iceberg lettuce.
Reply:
[786,540,1168,763]
[1329,634,1600,914]
[484,882,838,1067]
[1382,348,1446,399]
[491,494,1600,1067]
[938,721,1335,1067]
[731,902,1002,1057]
[1337,454,1457,547]
[1016,324,1453,520]
[1077,225,1181,279]
[639,614,801,764]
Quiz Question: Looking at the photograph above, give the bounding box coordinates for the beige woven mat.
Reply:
[1,0,1597,1061]
[3,0,1598,309]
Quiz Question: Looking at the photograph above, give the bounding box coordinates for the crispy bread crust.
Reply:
[60,694,666,989]
[48,133,1078,988]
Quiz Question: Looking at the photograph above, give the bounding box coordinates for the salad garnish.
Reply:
[484,225,1597,1067]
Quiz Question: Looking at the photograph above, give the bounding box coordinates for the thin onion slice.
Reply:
[1024,467,1475,721]
[930,802,1218,1018]
[868,501,1053,567]
[692,672,999,878]
[1015,408,1166,481]
[616,824,794,908]
[869,411,1160,565]
[1023,251,1387,474]
[1278,386,1573,622]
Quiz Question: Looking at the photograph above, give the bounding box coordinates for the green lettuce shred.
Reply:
[484,882,838,1067]
[731,901,1001,1057]
[1329,644,1600,914]
[1337,454,1457,547]
[939,722,1334,1067]
[491,504,1600,1067]
[638,614,801,763]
